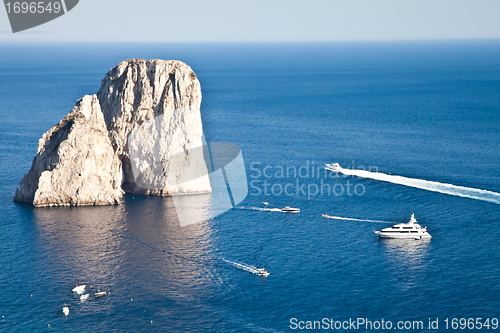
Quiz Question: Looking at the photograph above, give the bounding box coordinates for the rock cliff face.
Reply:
[14,59,211,207]
[97,59,209,195]
[14,95,123,207]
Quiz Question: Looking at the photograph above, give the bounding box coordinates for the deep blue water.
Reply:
[0,41,499,332]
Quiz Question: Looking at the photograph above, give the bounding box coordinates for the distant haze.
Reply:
[1,0,500,42]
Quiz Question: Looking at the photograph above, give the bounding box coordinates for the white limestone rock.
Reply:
[97,59,211,195]
[15,59,211,207]
[14,95,123,207]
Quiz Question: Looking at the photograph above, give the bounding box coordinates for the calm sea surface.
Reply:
[0,41,499,332]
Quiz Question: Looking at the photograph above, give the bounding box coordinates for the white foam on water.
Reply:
[235,206,282,212]
[325,215,395,224]
[326,165,500,205]
[222,259,259,274]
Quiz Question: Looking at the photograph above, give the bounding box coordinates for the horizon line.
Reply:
[2,37,500,45]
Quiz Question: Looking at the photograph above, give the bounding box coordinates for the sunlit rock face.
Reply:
[15,59,211,207]
[14,95,123,207]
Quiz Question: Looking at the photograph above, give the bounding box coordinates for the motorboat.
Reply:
[325,163,342,172]
[80,294,89,301]
[94,291,107,298]
[257,268,269,277]
[322,214,330,218]
[72,285,86,294]
[373,214,431,239]
[281,206,300,213]
[62,305,69,316]
[263,202,269,205]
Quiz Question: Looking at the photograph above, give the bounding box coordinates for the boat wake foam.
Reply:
[325,215,395,224]
[326,165,500,205]
[222,259,260,274]
[235,206,282,212]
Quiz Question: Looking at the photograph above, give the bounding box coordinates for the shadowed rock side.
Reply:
[14,95,123,207]
[15,59,211,207]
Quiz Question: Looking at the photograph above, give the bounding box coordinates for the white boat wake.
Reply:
[222,259,260,274]
[325,215,395,224]
[326,163,500,205]
[235,206,282,212]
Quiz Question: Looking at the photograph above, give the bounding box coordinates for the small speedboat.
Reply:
[281,206,300,213]
[62,305,69,316]
[80,294,89,301]
[322,214,330,218]
[263,202,269,205]
[72,285,86,294]
[257,268,269,277]
[325,163,342,172]
[373,214,432,239]
[94,291,107,298]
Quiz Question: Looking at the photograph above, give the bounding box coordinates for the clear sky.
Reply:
[1,0,500,42]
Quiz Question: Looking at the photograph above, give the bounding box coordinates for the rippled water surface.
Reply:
[0,41,499,332]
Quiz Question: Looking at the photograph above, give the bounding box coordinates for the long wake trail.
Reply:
[325,216,395,224]
[327,165,500,205]
[235,206,282,212]
[222,259,260,274]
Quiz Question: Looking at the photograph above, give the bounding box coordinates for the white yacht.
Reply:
[373,214,431,239]
[325,163,342,172]
[281,206,300,213]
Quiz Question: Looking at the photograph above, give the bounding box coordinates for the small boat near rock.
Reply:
[257,268,270,277]
[325,163,342,172]
[72,285,86,294]
[281,206,300,213]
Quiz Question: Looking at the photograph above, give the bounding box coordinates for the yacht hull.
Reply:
[374,231,432,239]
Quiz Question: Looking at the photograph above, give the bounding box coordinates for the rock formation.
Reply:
[14,59,211,207]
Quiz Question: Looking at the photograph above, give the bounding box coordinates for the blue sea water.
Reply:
[0,41,499,332]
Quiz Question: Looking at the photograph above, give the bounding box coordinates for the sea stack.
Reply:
[14,59,212,207]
